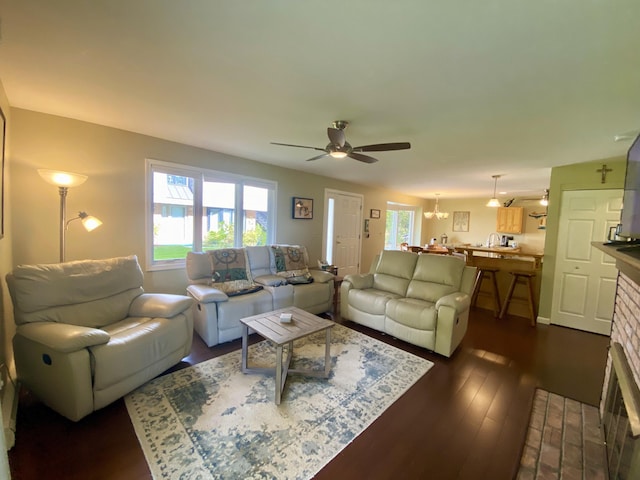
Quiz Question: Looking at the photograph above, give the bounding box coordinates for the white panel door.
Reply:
[550,189,622,335]
[324,190,362,276]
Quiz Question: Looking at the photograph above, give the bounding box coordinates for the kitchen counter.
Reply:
[454,245,544,269]
[454,245,544,320]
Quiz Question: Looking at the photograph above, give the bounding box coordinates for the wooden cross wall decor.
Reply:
[597,164,612,184]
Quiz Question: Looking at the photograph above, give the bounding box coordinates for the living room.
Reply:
[1,2,640,479]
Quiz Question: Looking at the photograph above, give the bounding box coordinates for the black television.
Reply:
[619,132,640,240]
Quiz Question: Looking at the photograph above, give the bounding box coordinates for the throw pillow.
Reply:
[208,249,254,294]
[271,245,314,284]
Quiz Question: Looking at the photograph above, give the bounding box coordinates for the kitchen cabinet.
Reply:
[496,207,524,234]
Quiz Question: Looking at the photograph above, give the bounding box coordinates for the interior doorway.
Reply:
[550,189,622,335]
[323,189,363,276]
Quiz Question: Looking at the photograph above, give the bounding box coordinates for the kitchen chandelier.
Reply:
[486,175,502,207]
[424,194,449,220]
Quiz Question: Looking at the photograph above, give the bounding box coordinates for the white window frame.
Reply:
[385,202,421,249]
[145,159,277,271]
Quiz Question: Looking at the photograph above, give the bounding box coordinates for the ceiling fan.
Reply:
[271,120,411,164]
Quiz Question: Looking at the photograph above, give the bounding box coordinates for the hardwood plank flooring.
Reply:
[8,308,609,480]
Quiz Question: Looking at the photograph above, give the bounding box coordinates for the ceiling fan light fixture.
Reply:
[486,175,502,207]
[271,120,410,164]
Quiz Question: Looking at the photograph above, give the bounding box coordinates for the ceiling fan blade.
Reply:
[271,142,326,152]
[348,152,378,164]
[327,127,346,147]
[306,153,329,162]
[352,142,411,152]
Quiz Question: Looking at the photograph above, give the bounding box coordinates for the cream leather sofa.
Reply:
[185,245,334,347]
[6,255,194,421]
[340,250,476,357]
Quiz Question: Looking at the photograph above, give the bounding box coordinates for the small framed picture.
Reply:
[292,197,313,219]
[370,209,381,219]
[452,211,470,232]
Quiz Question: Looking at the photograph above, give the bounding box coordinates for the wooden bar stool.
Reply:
[471,267,501,318]
[499,271,537,326]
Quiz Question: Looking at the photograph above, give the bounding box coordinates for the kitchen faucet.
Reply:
[486,232,501,248]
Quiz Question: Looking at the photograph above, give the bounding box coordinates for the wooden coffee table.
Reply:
[240,307,334,405]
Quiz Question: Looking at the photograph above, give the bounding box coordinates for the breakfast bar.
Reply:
[454,245,544,322]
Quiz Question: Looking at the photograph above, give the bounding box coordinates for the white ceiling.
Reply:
[1,1,639,199]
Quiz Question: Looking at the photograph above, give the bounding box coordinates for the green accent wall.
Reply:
[538,157,627,320]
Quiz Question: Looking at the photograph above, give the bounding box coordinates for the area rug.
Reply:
[125,323,433,480]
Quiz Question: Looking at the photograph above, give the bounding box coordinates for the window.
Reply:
[385,203,418,250]
[147,159,276,270]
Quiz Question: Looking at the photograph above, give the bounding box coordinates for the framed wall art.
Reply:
[370,209,381,219]
[452,211,470,232]
[292,197,313,219]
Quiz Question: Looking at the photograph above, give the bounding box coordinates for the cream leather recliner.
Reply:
[6,255,194,421]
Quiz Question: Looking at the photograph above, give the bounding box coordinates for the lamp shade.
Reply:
[38,169,88,188]
[486,198,501,207]
[81,215,102,232]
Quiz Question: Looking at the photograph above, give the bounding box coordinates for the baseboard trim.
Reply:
[537,316,551,325]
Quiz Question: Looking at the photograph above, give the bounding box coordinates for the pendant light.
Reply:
[486,175,501,207]
[540,189,549,206]
[424,194,449,219]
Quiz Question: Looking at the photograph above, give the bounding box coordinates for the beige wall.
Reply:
[538,157,626,320]
[0,81,14,378]
[9,108,429,294]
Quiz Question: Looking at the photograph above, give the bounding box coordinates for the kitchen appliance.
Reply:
[500,235,513,247]
[607,224,628,244]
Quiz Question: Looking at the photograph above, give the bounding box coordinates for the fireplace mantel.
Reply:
[592,242,640,286]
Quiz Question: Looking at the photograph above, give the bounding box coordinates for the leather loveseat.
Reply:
[340,250,476,357]
[185,245,334,347]
[6,255,194,421]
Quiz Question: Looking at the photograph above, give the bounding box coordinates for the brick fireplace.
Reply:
[595,244,640,478]
[603,271,640,397]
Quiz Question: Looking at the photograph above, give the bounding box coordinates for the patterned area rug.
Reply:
[125,323,433,480]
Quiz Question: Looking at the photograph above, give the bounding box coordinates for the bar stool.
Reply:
[471,267,501,318]
[499,271,537,326]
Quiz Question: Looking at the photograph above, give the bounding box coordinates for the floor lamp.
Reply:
[38,169,103,262]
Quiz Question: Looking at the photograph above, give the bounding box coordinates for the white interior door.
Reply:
[550,189,622,335]
[323,190,363,276]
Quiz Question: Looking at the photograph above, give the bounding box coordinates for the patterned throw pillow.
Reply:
[208,249,255,294]
[271,245,314,284]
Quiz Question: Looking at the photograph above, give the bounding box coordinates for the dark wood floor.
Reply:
[8,308,610,480]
